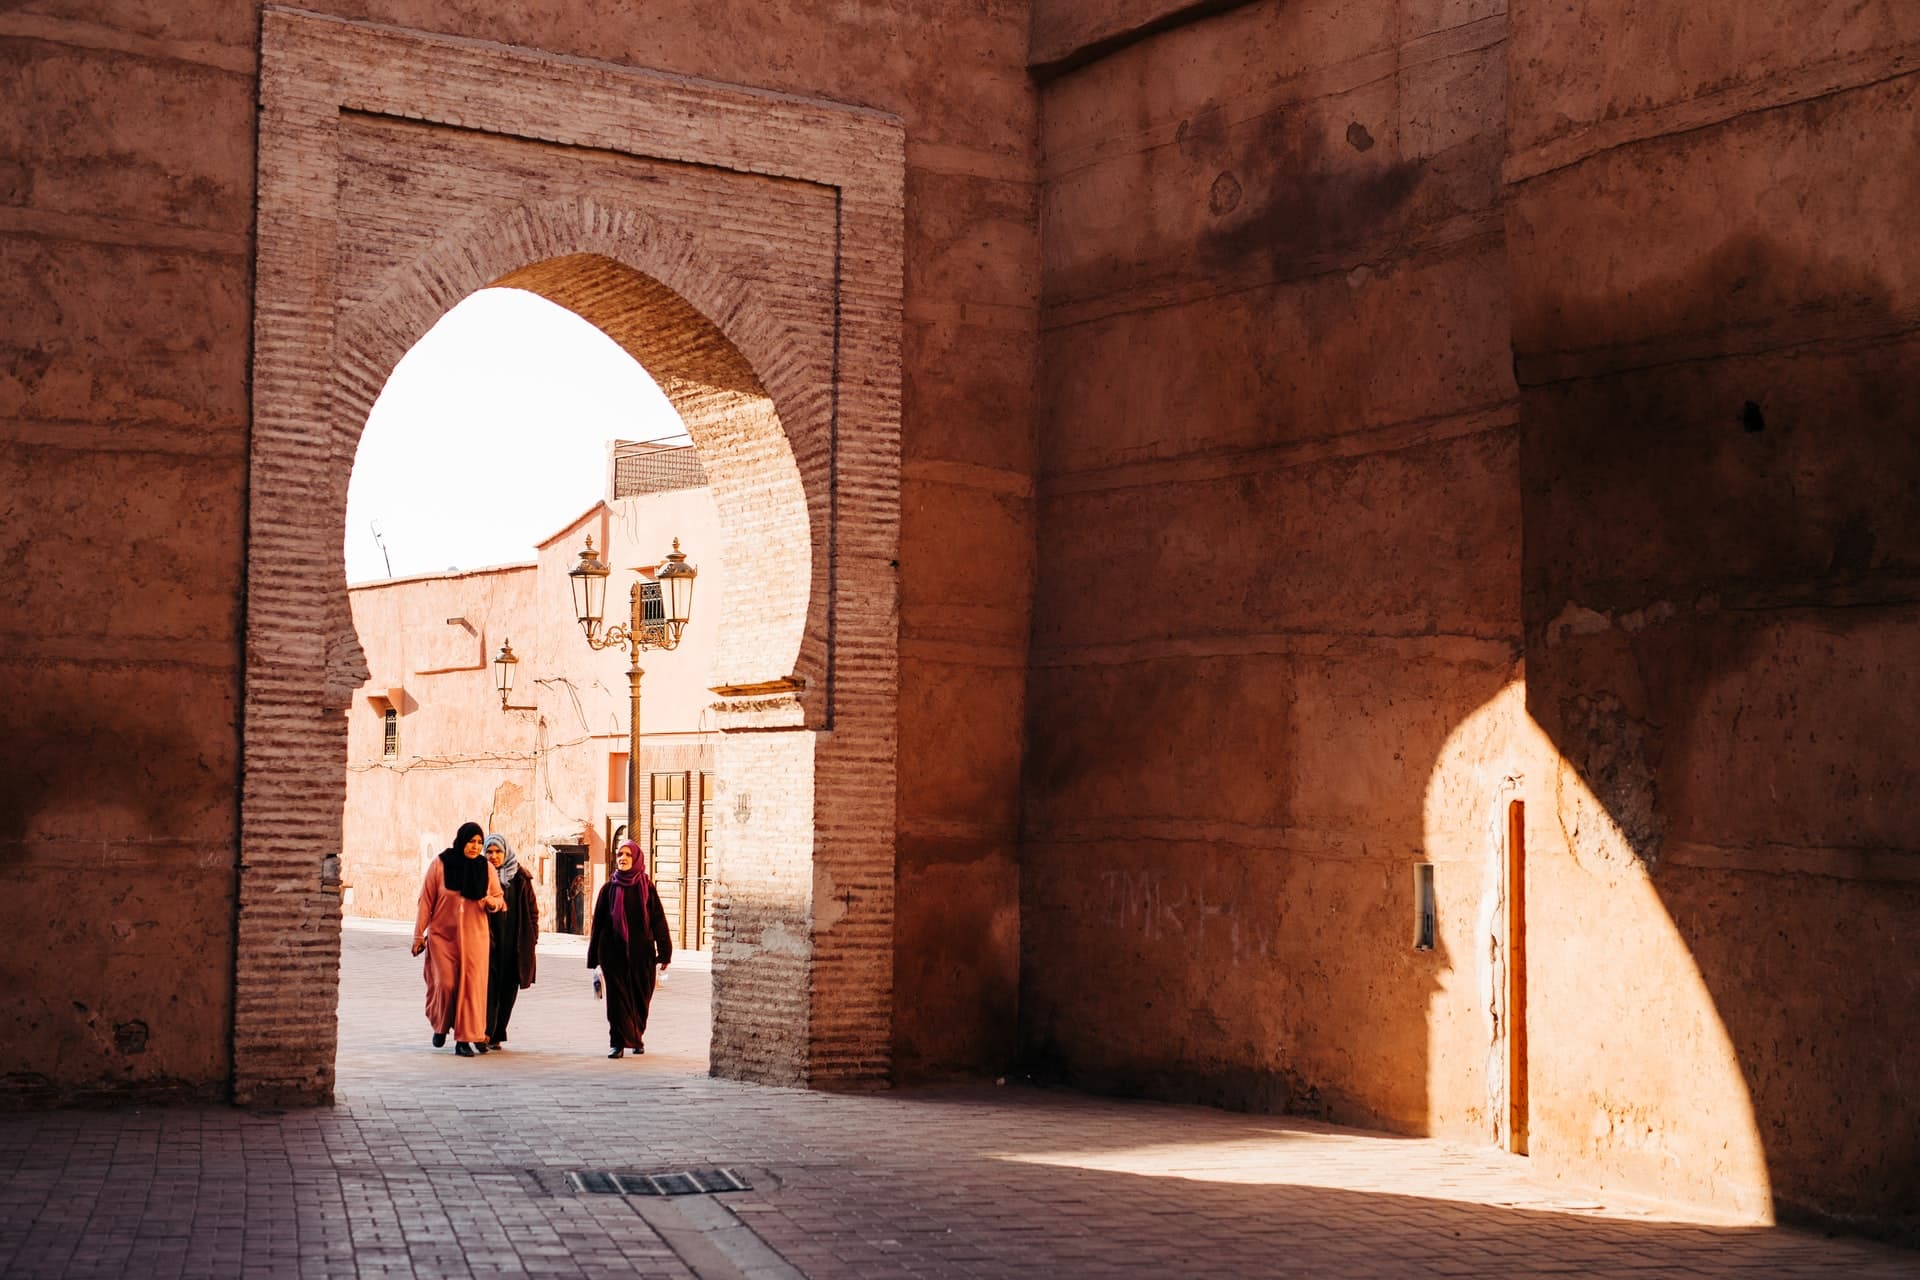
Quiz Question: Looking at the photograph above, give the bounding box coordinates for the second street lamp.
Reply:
[568,534,698,840]
[492,638,537,712]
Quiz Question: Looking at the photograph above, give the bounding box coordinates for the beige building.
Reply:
[343,445,724,945]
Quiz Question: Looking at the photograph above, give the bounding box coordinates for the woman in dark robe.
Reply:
[483,833,538,1051]
[585,840,672,1058]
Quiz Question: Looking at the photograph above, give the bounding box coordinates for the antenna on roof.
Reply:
[370,520,394,578]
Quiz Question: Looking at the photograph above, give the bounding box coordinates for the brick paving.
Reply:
[0,920,1913,1278]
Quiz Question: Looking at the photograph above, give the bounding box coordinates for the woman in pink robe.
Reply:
[411,822,506,1057]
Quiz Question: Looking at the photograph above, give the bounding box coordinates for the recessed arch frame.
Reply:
[241,8,902,1103]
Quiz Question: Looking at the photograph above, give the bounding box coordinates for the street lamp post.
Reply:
[567,534,697,838]
[491,638,538,712]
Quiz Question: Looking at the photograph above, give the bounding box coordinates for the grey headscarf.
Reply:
[483,833,520,887]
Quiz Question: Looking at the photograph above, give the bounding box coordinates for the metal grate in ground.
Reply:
[566,1168,752,1196]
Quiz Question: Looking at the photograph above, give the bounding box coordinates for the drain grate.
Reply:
[566,1168,752,1196]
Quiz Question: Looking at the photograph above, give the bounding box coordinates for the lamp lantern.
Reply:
[565,533,695,836]
[656,538,698,637]
[569,534,611,636]
[493,638,518,700]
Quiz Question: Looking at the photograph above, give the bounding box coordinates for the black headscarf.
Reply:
[438,822,490,901]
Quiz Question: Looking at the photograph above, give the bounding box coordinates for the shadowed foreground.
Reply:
[0,920,1911,1278]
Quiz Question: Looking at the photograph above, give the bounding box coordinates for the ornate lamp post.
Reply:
[568,534,697,837]
[492,638,538,711]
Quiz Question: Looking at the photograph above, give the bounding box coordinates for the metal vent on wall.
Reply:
[567,1168,751,1196]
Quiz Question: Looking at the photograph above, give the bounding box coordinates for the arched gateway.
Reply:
[239,10,903,1103]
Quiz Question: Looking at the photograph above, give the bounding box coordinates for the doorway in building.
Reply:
[556,845,589,935]
[641,769,716,951]
[649,772,688,947]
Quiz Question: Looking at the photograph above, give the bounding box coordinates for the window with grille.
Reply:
[641,580,665,626]
[382,708,399,758]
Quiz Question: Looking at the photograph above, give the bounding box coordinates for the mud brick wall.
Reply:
[1504,0,1920,1232]
[1024,0,1520,1132]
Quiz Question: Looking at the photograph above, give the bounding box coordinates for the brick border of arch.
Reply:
[240,9,902,1103]
[334,208,832,715]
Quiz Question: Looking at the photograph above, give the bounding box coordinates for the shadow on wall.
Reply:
[1517,232,1920,1238]
[1018,553,1505,1132]
[0,681,229,855]
[1197,105,1424,277]
[1023,78,1502,1136]
[0,674,238,1102]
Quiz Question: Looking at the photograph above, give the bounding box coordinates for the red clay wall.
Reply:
[1504,0,1920,1233]
[8,0,1916,1238]
[1024,0,1920,1235]
[1,12,254,1103]
[3,1,1035,1098]
[1024,0,1519,1131]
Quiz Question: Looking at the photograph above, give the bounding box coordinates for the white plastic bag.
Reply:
[589,969,603,999]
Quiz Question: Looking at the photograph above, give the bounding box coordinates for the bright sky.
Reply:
[344,288,687,584]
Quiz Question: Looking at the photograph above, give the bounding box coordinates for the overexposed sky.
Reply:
[345,288,687,584]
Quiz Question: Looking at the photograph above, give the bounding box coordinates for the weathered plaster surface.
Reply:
[1026,0,1519,1138]
[1025,0,1920,1237]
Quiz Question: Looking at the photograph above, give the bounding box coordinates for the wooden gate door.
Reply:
[691,771,714,950]
[649,772,688,948]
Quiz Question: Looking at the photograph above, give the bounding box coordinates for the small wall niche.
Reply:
[1414,863,1436,950]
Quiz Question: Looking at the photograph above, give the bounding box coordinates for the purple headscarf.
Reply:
[609,840,648,944]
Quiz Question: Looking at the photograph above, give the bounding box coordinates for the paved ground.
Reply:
[0,920,1912,1279]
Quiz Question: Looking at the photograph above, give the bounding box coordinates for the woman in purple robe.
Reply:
[585,841,672,1058]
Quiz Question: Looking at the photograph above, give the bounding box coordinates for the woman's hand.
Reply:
[410,939,425,957]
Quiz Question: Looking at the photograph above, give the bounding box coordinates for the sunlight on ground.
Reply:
[989,1132,1749,1226]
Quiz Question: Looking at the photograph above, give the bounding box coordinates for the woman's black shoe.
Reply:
[474,1042,488,1054]
[607,1048,624,1059]
[432,1032,447,1048]
[486,1040,503,1051]
[455,1042,475,1057]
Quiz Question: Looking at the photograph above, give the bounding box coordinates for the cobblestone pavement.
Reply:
[0,920,1913,1278]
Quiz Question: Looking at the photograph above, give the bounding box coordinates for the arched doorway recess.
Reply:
[240,10,903,1104]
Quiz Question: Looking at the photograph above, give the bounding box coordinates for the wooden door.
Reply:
[1506,799,1530,1155]
[692,772,714,950]
[649,772,688,948]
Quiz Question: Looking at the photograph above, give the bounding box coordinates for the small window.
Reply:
[641,580,665,626]
[382,708,399,759]
[652,772,686,802]
[608,753,629,803]
[1414,863,1436,950]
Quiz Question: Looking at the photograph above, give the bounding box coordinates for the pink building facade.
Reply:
[343,463,724,945]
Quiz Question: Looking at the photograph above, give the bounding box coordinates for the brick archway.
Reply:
[240,10,902,1103]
